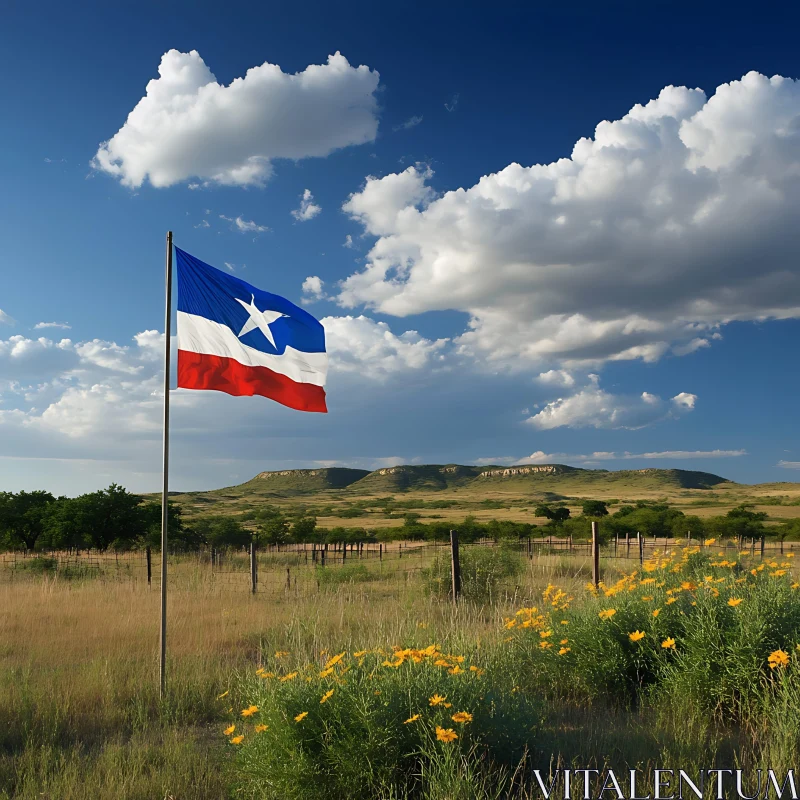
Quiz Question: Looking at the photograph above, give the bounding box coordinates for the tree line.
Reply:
[2,488,798,553]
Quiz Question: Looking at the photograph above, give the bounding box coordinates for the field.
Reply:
[164,464,800,531]
[3,535,800,799]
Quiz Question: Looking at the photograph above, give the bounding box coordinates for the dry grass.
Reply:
[4,555,572,799]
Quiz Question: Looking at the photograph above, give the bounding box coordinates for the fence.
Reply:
[1,532,795,598]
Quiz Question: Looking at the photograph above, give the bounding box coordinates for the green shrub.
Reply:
[422,545,524,602]
[14,557,57,574]
[228,647,538,800]
[504,549,800,719]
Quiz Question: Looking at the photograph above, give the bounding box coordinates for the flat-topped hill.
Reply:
[214,463,730,496]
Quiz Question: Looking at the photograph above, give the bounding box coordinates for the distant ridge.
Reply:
[223,463,731,495]
[232,467,370,495]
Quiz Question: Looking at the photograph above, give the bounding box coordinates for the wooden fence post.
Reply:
[146,546,152,588]
[450,530,461,603]
[286,567,291,592]
[626,532,630,558]
[591,521,600,589]
[638,532,644,566]
[379,543,383,562]
[342,542,347,563]
[760,535,765,560]
[250,541,257,594]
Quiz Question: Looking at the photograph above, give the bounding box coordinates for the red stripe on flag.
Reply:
[177,350,328,413]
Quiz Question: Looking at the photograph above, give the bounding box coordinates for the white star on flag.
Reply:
[235,294,285,347]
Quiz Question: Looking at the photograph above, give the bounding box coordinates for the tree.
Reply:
[581,500,609,517]
[141,501,196,551]
[291,516,317,542]
[260,516,290,545]
[69,484,147,551]
[198,517,251,548]
[535,505,571,523]
[0,490,57,550]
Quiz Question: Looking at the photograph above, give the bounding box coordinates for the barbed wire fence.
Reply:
[1,531,796,597]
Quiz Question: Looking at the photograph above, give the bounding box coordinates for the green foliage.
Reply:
[0,490,57,550]
[422,545,524,602]
[507,554,800,722]
[291,516,317,541]
[193,516,251,548]
[581,499,609,517]
[229,649,538,800]
[534,504,570,522]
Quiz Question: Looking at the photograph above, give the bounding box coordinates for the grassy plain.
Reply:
[167,467,800,529]
[3,542,800,799]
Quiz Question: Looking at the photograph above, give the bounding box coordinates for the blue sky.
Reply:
[2,0,800,494]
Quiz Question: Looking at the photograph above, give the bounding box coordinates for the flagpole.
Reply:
[160,230,173,699]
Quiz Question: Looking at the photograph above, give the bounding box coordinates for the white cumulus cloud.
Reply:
[527,377,697,430]
[322,315,449,379]
[338,72,800,370]
[93,50,380,188]
[291,189,322,221]
[301,276,327,303]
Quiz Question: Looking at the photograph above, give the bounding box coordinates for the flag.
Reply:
[175,247,327,412]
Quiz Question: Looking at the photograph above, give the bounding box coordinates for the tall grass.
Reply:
[2,546,799,798]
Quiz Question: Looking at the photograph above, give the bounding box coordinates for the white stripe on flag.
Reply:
[177,311,328,387]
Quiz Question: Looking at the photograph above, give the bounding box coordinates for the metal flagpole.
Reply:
[160,231,173,699]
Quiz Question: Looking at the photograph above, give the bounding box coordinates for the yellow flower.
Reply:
[230,735,244,745]
[662,637,676,649]
[560,620,569,625]
[558,647,571,655]
[353,650,368,658]
[320,690,335,704]
[241,705,258,717]
[223,724,235,735]
[434,658,451,667]
[324,652,345,669]
[539,630,553,638]
[704,538,716,546]
[598,609,617,621]
[652,609,661,617]
[641,596,653,602]
[254,724,268,733]
[217,690,229,699]
[429,694,447,706]
[260,671,275,679]
[449,665,463,675]
[435,726,458,743]
[728,598,742,607]
[451,711,473,724]
[294,711,309,722]
[319,667,334,678]
[539,641,553,649]
[404,714,420,724]
[666,597,677,605]
[560,638,569,645]
[768,650,790,670]
[629,631,646,642]
[274,650,289,658]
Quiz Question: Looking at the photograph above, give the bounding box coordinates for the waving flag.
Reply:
[175,247,327,412]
